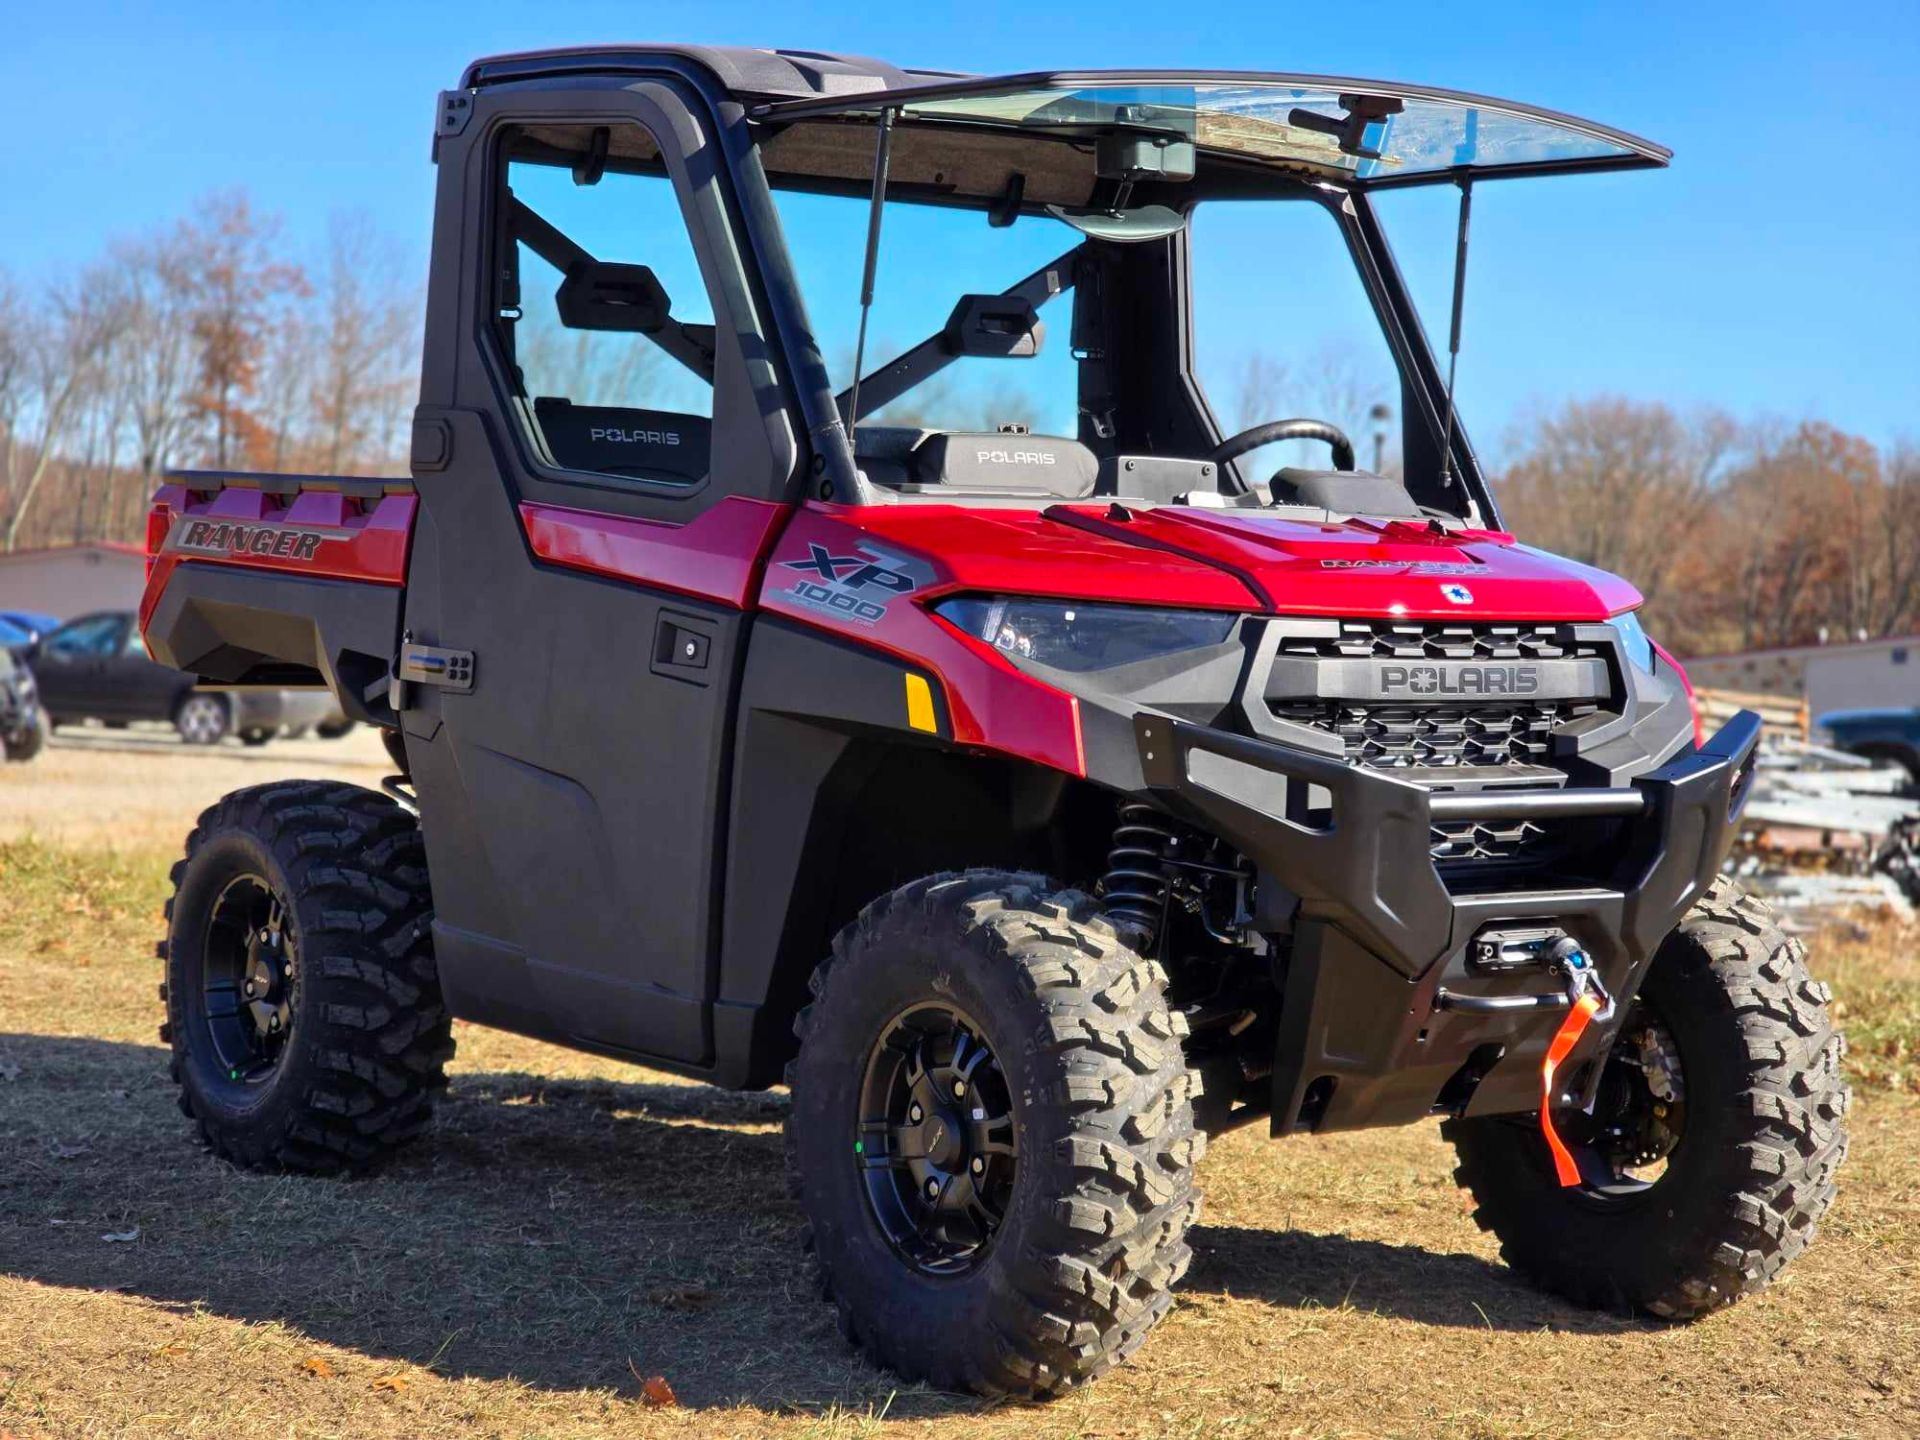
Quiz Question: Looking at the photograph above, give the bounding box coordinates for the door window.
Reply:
[494,123,716,488]
[46,615,125,659]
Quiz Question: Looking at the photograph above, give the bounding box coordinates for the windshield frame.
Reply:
[752,70,1669,190]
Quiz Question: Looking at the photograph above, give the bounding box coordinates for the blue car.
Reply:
[0,616,36,655]
[1820,708,1920,788]
[0,610,60,643]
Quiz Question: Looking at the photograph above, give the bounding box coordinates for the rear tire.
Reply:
[316,718,356,740]
[158,781,453,1173]
[787,871,1202,1397]
[1445,876,1848,1318]
[174,692,230,746]
[239,727,275,747]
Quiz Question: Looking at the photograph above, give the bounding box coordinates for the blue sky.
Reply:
[2,1,1915,457]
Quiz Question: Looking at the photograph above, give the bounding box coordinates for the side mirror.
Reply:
[555,260,671,333]
[943,294,1044,358]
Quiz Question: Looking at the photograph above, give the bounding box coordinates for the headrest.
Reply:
[913,432,1097,497]
[533,398,710,483]
[1270,467,1423,517]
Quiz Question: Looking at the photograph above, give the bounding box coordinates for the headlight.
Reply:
[935,597,1237,673]
[1608,611,1656,672]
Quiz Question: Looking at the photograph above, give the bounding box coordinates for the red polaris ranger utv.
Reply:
[142,48,1848,1397]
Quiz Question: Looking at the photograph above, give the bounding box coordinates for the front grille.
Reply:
[1279,619,1606,664]
[1430,816,1549,863]
[1266,620,1619,866]
[1267,698,1600,770]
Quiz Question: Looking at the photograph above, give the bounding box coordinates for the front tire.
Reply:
[787,872,1203,1398]
[3,709,46,762]
[158,781,454,1173]
[1445,877,1848,1318]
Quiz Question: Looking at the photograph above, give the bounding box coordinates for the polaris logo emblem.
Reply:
[1380,664,1541,696]
[1441,583,1474,604]
[975,449,1056,465]
[589,427,680,446]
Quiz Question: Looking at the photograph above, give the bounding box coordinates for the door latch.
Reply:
[393,639,475,710]
[651,612,716,685]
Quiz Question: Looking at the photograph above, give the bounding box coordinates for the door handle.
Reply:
[652,612,715,684]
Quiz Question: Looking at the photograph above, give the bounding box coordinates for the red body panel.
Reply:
[825,504,1260,610]
[751,500,1643,779]
[141,476,1644,783]
[933,504,1642,622]
[139,482,416,633]
[761,506,1086,776]
[519,496,788,609]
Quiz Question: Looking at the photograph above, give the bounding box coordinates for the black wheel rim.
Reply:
[856,1002,1017,1276]
[201,874,297,1084]
[1552,996,1687,1202]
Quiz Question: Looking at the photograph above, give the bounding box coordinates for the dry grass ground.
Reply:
[1,748,1916,1437]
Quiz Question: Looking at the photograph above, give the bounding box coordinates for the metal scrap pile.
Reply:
[1727,737,1919,927]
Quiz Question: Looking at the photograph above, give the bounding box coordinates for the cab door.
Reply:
[401,78,798,1067]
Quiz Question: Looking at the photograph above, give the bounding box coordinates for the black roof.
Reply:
[462,45,962,101]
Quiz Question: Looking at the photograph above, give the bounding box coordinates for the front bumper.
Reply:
[1135,707,1762,1133]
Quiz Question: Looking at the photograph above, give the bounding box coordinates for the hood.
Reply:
[841,503,1642,622]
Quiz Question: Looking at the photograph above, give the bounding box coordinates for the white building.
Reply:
[1687,634,1918,720]
[0,542,148,623]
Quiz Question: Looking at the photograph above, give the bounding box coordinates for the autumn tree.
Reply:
[309,214,416,473]
[1496,397,1739,635]
[181,191,308,468]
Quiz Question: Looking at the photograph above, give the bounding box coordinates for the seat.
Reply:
[908,432,1098,498]
[532,397,711,482]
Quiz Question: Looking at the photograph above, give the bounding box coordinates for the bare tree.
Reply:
[114,226,203,511]
[309,214,416,473]
[1226,342,1399,478]
[0,272,120,550]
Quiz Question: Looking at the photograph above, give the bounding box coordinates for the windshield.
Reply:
[753,77,1664,514]
[766,177,1419,509]
[760,74,1667,189]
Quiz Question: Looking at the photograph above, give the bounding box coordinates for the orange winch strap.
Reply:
[1540,990,1605,1188]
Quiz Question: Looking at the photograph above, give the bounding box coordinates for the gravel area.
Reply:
[0,722,393,847]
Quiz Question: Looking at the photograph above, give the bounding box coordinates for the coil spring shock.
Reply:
[1101,801,1181,953]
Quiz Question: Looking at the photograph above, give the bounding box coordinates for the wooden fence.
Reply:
[1694,686,1809,744]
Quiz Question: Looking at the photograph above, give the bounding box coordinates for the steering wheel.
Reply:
[1209,418,1356,474]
